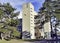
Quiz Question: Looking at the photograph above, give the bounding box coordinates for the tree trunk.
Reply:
[1,33,4,40]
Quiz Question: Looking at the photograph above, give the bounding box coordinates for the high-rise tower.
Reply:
[22,3,37,39]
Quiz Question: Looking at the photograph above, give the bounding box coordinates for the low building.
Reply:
[34,14,45,39]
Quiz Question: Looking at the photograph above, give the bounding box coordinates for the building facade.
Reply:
[22,2,52,39]
[34,14,45,39]
[22,3,37,39]
[17,19,22,39]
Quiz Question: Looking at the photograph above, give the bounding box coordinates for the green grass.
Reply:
[0,39,25,43]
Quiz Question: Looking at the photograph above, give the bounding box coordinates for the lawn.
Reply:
[0,39,27,43]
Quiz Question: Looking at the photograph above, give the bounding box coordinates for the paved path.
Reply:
[23,41,60,43]
[0,39,60,43]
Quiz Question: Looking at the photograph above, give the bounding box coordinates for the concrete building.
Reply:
[44,21,51,39]
[34,14,45,39]
[22,3,37,39]
[22,2,52,39]
[38,4,52,39]
[17,19,22,39]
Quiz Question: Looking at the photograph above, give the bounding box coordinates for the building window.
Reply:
[24,14,26,16]
[58,2,60,4]
[31,20,33,21]
[31,17,33,18]
[26,4,28,8]
[35,33,37,36]
[54,5,58,7]
[31,14,32,15]
[31,23,33,24]
[31,8,32,9]
[31,26,33,27]
[31,11,32,12]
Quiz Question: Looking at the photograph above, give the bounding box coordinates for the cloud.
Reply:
[0,0,45,11]
[18,12,22,19]
[0,0,45,19]
[0,0,25,11]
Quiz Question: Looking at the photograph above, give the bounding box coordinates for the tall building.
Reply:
[22,3,37,39]
[17,19,22,39]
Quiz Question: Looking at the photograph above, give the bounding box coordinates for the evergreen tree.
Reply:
[0,3,20,40]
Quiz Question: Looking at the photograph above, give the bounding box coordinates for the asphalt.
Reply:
[23,39,60,43]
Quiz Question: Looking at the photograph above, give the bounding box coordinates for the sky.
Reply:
[0,0,45,18]
[0,0,60,31]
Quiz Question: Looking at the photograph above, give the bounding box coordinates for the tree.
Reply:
[0,3,20,40]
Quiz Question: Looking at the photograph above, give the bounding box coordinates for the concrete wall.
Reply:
[22,3,37,39]
[44,21,51,39]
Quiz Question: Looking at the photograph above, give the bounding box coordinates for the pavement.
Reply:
[0,39,60,43]
[23,39,60,43]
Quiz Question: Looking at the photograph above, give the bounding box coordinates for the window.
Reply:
[31,19,33,21]
[31,17,33,18]
[24,14,26,16]
[31,26,33,27]
[31,20,33,21]
[26,4,28,8]
[58,2,60,4]
[31,11,32,12]
[35,33,37,36]
[31,8,32,9]
[31,14,32,15]
[54,5,58,7]
[31,23,33,24]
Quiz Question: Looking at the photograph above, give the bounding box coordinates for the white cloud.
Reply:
[18,12,22,19]
[0,0,28,11]
[0,0,45,11]
[0,0,45,19]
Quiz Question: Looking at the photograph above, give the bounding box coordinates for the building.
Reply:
[22,2,52,39]
[38,1,52,39]
[17,19,22,39]
[22,2,53,39]
[56,21,60,39]
[22,3,37,39]
[44,21,51,39]
[34,13,45,39]
[17,19,22,32]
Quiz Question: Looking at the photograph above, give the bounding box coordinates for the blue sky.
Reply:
[0,0,45,18]
[0,0,45,12]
